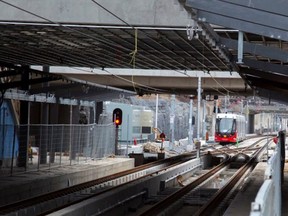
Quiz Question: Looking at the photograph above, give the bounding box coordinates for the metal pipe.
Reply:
[197,76,202,158]
[224,95,227,113]
[237,31,244,64]
[69,104,72,165]
[188,95,193,147]
[170,94,175,150]
[155,94,159,140]
[203,99,206,140]
[197,76,201,141]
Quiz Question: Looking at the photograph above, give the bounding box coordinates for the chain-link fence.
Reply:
[0,123,116,176]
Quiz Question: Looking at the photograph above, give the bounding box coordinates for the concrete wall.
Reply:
[0,0,193,26]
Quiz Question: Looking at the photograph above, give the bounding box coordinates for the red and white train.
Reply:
[215,113,246,144]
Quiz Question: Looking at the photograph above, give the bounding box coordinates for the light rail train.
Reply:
[215,113,246,144]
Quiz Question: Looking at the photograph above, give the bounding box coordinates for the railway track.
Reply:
[0,154,195,216]
[137,138,270,216]
[0,136,270,216]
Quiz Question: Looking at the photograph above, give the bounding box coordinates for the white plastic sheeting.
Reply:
[250,144,281,216]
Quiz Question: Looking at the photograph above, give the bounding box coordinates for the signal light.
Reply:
[115,119,120,125]
[113,108,122,126]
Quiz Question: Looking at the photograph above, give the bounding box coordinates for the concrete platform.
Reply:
[0,157,134,207]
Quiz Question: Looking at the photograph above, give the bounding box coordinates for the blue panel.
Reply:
[0,101,19,161]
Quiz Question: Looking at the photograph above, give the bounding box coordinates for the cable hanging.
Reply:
[129,29,138,93]
[1,0,239,97]
[129,29,138,68]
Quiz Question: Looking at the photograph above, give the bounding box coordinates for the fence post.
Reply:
[279,130,286,184]
[60,125,63,166]
[10,125,16,176]
[77,126,81,163]
[1,107,6,168]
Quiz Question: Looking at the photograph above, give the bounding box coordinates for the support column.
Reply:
[155,94,159,140]
[202,99,206,140]
[188,96,194,151]
[18,66,30,167]
[197,77,202,141]
[70,105,78,160]
[169,94,175,150]
[39,66,49,164]
[96,102,103,124]
[279,130,286,185]
[237,31,243,64]
[196,76,202,158]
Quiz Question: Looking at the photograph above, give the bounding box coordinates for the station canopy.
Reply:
[0,0,288,104]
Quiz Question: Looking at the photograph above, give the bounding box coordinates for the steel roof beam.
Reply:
[257,88,288,105]
[244,75,288,93]
[239,67,288,84]
[186,0,288,41]
[220,37,288,63]
[0,76,61,91]
[0,69,21,78]
[219,0,288,17]
[241,59,288,77]
[29,83,79,94]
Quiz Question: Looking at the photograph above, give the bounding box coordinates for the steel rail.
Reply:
[138,155,231,216]
[138,138,267,216]
[194,141,267,215]
[0,153,195,214]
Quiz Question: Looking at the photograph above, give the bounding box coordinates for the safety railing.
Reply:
[250,131,285,216]
[0,123,116,176]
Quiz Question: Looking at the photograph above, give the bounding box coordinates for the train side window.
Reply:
[232,119,236,133]
[216,119,220,132]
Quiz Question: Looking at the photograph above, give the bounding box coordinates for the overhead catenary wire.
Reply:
[71,67,168,94]
[90,1,238,96]
[0,0,165,71]
[0,0,190,94]
[0,0,131,51]
[91,0,205,94]
[0,0,238,96]
[0,0,169,94]
[90,0,199,71]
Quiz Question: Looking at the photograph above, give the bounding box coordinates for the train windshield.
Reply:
[216,118,236,133]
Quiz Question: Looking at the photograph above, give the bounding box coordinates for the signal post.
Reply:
[113,108,122,155]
